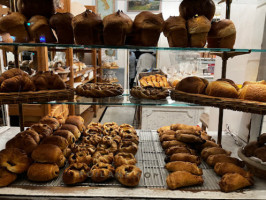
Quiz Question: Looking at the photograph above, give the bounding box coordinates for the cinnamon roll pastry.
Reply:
[68,151,92,166]
[114,153,137,167]
[97,141,118,153]
[92,150,114,164]
[103,128,119,136]
[82,135,102,146]
[84,126,102,136]
[90,162,115,183]
[112,135,122,145]
[70,143,96,155]
[115,165,142,187]
[121,133,139,145]
[119,127,137,137]
[119,124,133,131]
[88,122,102,129]
[118,141,138,155]
[63,163,90,185]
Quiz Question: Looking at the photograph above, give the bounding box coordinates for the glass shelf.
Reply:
[0,42,265,52]
[29,94,201,107]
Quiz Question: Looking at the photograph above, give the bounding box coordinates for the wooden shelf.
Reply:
[101,66,119,69]
[64,67,94,82]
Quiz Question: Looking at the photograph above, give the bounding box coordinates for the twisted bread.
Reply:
[70,143,96,155]
[114,153,137,167]
[92,150,113,164]
[76,83,124,98]
[131,86,169,100]
[90,162,115,182]
[82,135,102,146]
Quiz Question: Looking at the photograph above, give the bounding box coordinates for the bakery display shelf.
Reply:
[0,130,265,199]
[102,66,119,69]
[63,67,94,83]
[0,89,74,105]
[0,42,266,52]
[171,90,266,115]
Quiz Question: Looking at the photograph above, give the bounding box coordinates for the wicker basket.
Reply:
[0,89,75,105]
[238,148,266,179]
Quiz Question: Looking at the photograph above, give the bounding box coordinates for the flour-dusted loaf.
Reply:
[72,10,103,45]
[163,16,188,47]
[239,83,266,102]
[208,19,236,49]
[103,10,133,46]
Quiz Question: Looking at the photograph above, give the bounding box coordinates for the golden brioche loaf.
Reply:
[50,12,74,44]
[129,11,164,46]
[175,76,208,94]
[0,12,29,43]
[27,15,57,43]
[205,80,239,98]
[188,16,211,47]
[179,0,216,20]
[163,16,188,47]
[103,10,133,46]
[208,19,236,49]
[72,10,103,45]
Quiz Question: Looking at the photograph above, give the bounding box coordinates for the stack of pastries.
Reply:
[174,76,266,103]
[139,75,170,88]
[0,68,66,93]
[158,123,254,192]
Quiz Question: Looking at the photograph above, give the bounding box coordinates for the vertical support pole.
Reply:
[98,49,103,83]
[19,103,24,132]
[92,49,97,83]
[14,46,19,68]
[36,46,49,71]
[226,0,232,19]
[65,48,75,115]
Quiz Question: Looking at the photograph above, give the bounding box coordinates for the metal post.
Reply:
[221,53,227,79]
[226,0,232,19]
[14,46,19,68]
[19,103,24,132]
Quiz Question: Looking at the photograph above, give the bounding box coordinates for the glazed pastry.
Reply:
[206,155,245,168]
[65,116,85,132]
[41,135,69,151]
[27,163,59,182]
[166,171,204,189]
[68,151,92,166]
[82,135,102,146]
[90,162,115,182]
[30,123,53,140]
[53,130,76,145]
[0,168,17,187]
[97,141,118,154]
[219,173,253,193]
[118,141,138,155]
[92,150,114,164]
[115,165,142,187]
[165,146,196,156]
[0,148,31,174]
[121,134,139,145]
[84,126,102,136]
[61,124,81,139]
[214,162,252,178]
[70,143,96,155]
[31,144,66,168]
[114,153,137,168]
[170,153,201,165]
[201,147,231,160]
[175,76,208,94]
[40,116,60,131]
[165,161,203,175]
[171,123,202,132]
[162,140,187,149]
[63,163,90,185]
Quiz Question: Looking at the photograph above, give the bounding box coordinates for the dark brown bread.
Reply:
[1,75,35,92]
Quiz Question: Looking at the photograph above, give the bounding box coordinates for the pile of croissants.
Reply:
[158,123,254,192]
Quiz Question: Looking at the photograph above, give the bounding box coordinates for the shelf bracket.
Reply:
[19,103,24,132]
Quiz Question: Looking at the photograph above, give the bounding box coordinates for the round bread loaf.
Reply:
[239,84,266,102]
[53,130,76,145]
[175,76,208,94]
[65,116,85,132]
[103,10,133,46]
[208,19,236,49]
[40,116,61,131]
[50,12,74,44]
[30,123,53,140]
[163,16,188,47]
[0,12,29,43]
[27,163,59,182]
[17,0,55,19]
[41,135,69,151]
[205,79,239,98]
[72,10,103,45]
[179,0,215,20]
[61,124,81,139]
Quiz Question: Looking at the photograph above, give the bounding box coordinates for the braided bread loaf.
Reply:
[76,83,124,98]
[130,86,169,100]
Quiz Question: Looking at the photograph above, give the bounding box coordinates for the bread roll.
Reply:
[65,116,85,132]
[53,130,76,145]
[27,163,59,182]
[0,168,17,187]
[27,15,57,43]
[61,124,81,139]
[179,0,216,20]
[17,0,55,19]
[31,144,65,167]
[163,16,188,47]
[243,141,260,157]
[175,76,208,94]
[188,16,211,47]
[239,84,266,102]
[205,80,239,98]
[129,11,164,46]
[72,10,103,45]
[30,123,53,140]
[40,116,60,131]
[41,135,69,151]
[103,10,133,46]
[207,19,236,49]
[0,12,29,43]
[254,146,266,162]
[1,75,35,92]
[50,12,74,44]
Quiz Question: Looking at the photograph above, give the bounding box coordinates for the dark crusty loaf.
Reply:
[163,16,188,47]
[0,12,30,43]
[103,10,133,46]
[50,12,74,44]
[72,10,103,45]
[175,76,208,94]
[1,75,35,92]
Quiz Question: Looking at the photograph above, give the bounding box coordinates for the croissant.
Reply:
[170,153,201,165]
[214,162,252,178]
[219,173,253,192]
[201,147,231,160]
[1,75,35,92]
[165,161,203,175]
[206,154,245,168]
[166,171,204,189]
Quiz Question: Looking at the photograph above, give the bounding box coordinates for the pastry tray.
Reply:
[0,88,75,105]
[1,130,266,199]
[171,90,266,115]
